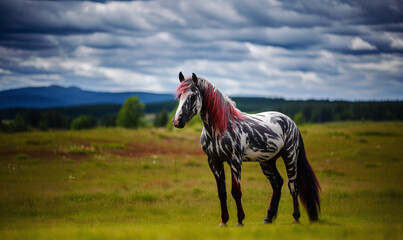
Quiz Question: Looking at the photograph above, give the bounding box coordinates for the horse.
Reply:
[173,72,320,226]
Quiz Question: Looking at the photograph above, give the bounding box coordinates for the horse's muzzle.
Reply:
[173,117,185,128]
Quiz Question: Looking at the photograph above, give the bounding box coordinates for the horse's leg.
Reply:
[208,157,229,226]
[290,186,300,223]
[230,159,245,226]
[259,159,283,224]
[282,152,300,223]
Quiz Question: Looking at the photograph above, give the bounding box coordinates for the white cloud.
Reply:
[0,68,12,74]
[0,74,62,90]
[350,37,377,50]
[386,32,403,50]
[351,58,403,72]
[19,56,166,92]
[0,0,402,100]
[31,74,62,81]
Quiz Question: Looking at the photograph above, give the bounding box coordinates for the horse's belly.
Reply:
[242,148,281,162]
[241,135,284,162]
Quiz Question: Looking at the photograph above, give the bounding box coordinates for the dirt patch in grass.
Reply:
[1,148,59,160]
[109,142,204,158]
[355,131,400,137]
[0,140,204,161]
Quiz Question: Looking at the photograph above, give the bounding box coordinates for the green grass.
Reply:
[0,122,402,239]
[91,142,126,150]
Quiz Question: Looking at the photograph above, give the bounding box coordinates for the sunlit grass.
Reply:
[0,122,402,239]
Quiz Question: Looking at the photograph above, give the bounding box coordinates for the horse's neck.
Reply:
[200,111,218,138]
[199,82,230,137]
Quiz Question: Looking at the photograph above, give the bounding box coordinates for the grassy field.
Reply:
[0,122,402,239]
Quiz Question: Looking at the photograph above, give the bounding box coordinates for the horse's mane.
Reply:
[175,77,245,134]
[175,80,192,99]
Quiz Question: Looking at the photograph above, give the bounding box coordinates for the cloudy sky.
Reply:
[0,0,402,100]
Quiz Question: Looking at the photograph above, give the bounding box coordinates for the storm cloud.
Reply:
[0,0,402,99]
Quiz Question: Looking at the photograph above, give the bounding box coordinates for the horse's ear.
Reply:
[192,73,198,85]
[179,72,185,82]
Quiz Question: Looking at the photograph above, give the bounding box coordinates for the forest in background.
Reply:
[0,97,402,132]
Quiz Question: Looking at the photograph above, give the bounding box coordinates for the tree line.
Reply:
[0,96,401,133]
[0,96,169,133]
[232,98,402,122]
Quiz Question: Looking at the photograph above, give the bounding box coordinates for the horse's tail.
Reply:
[297,133,321,222]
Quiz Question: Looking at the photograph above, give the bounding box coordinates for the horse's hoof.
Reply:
[236,222,244,227]
[293,219,300,224]
[219,222,227,227]
[263,219,273,224]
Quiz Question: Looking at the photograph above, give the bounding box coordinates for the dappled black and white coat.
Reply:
[173,73,320,226]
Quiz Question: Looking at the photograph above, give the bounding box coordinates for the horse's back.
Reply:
[241,111,299,162]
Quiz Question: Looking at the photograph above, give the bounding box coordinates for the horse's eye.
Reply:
[191,95,197,102]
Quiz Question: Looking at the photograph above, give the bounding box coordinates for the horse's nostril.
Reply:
[173,116,184,128]
[173,116,183,126]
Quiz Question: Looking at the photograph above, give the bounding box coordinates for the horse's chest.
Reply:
[200,133,237,161]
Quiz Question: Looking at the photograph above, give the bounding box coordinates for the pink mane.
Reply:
[175,78,246,134]
[203,82,245,134]
[175,80,192,99]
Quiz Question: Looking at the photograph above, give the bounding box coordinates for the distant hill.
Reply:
[0,85,173,109]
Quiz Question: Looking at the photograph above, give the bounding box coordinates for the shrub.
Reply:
[71,115,97,130]
[116,96,145,129]
[0,120,8,133]
[294,112,306,126]
[9,114,29,133]
[154,109,169,127]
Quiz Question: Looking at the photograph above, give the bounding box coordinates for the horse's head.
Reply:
[173,72,202,128]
